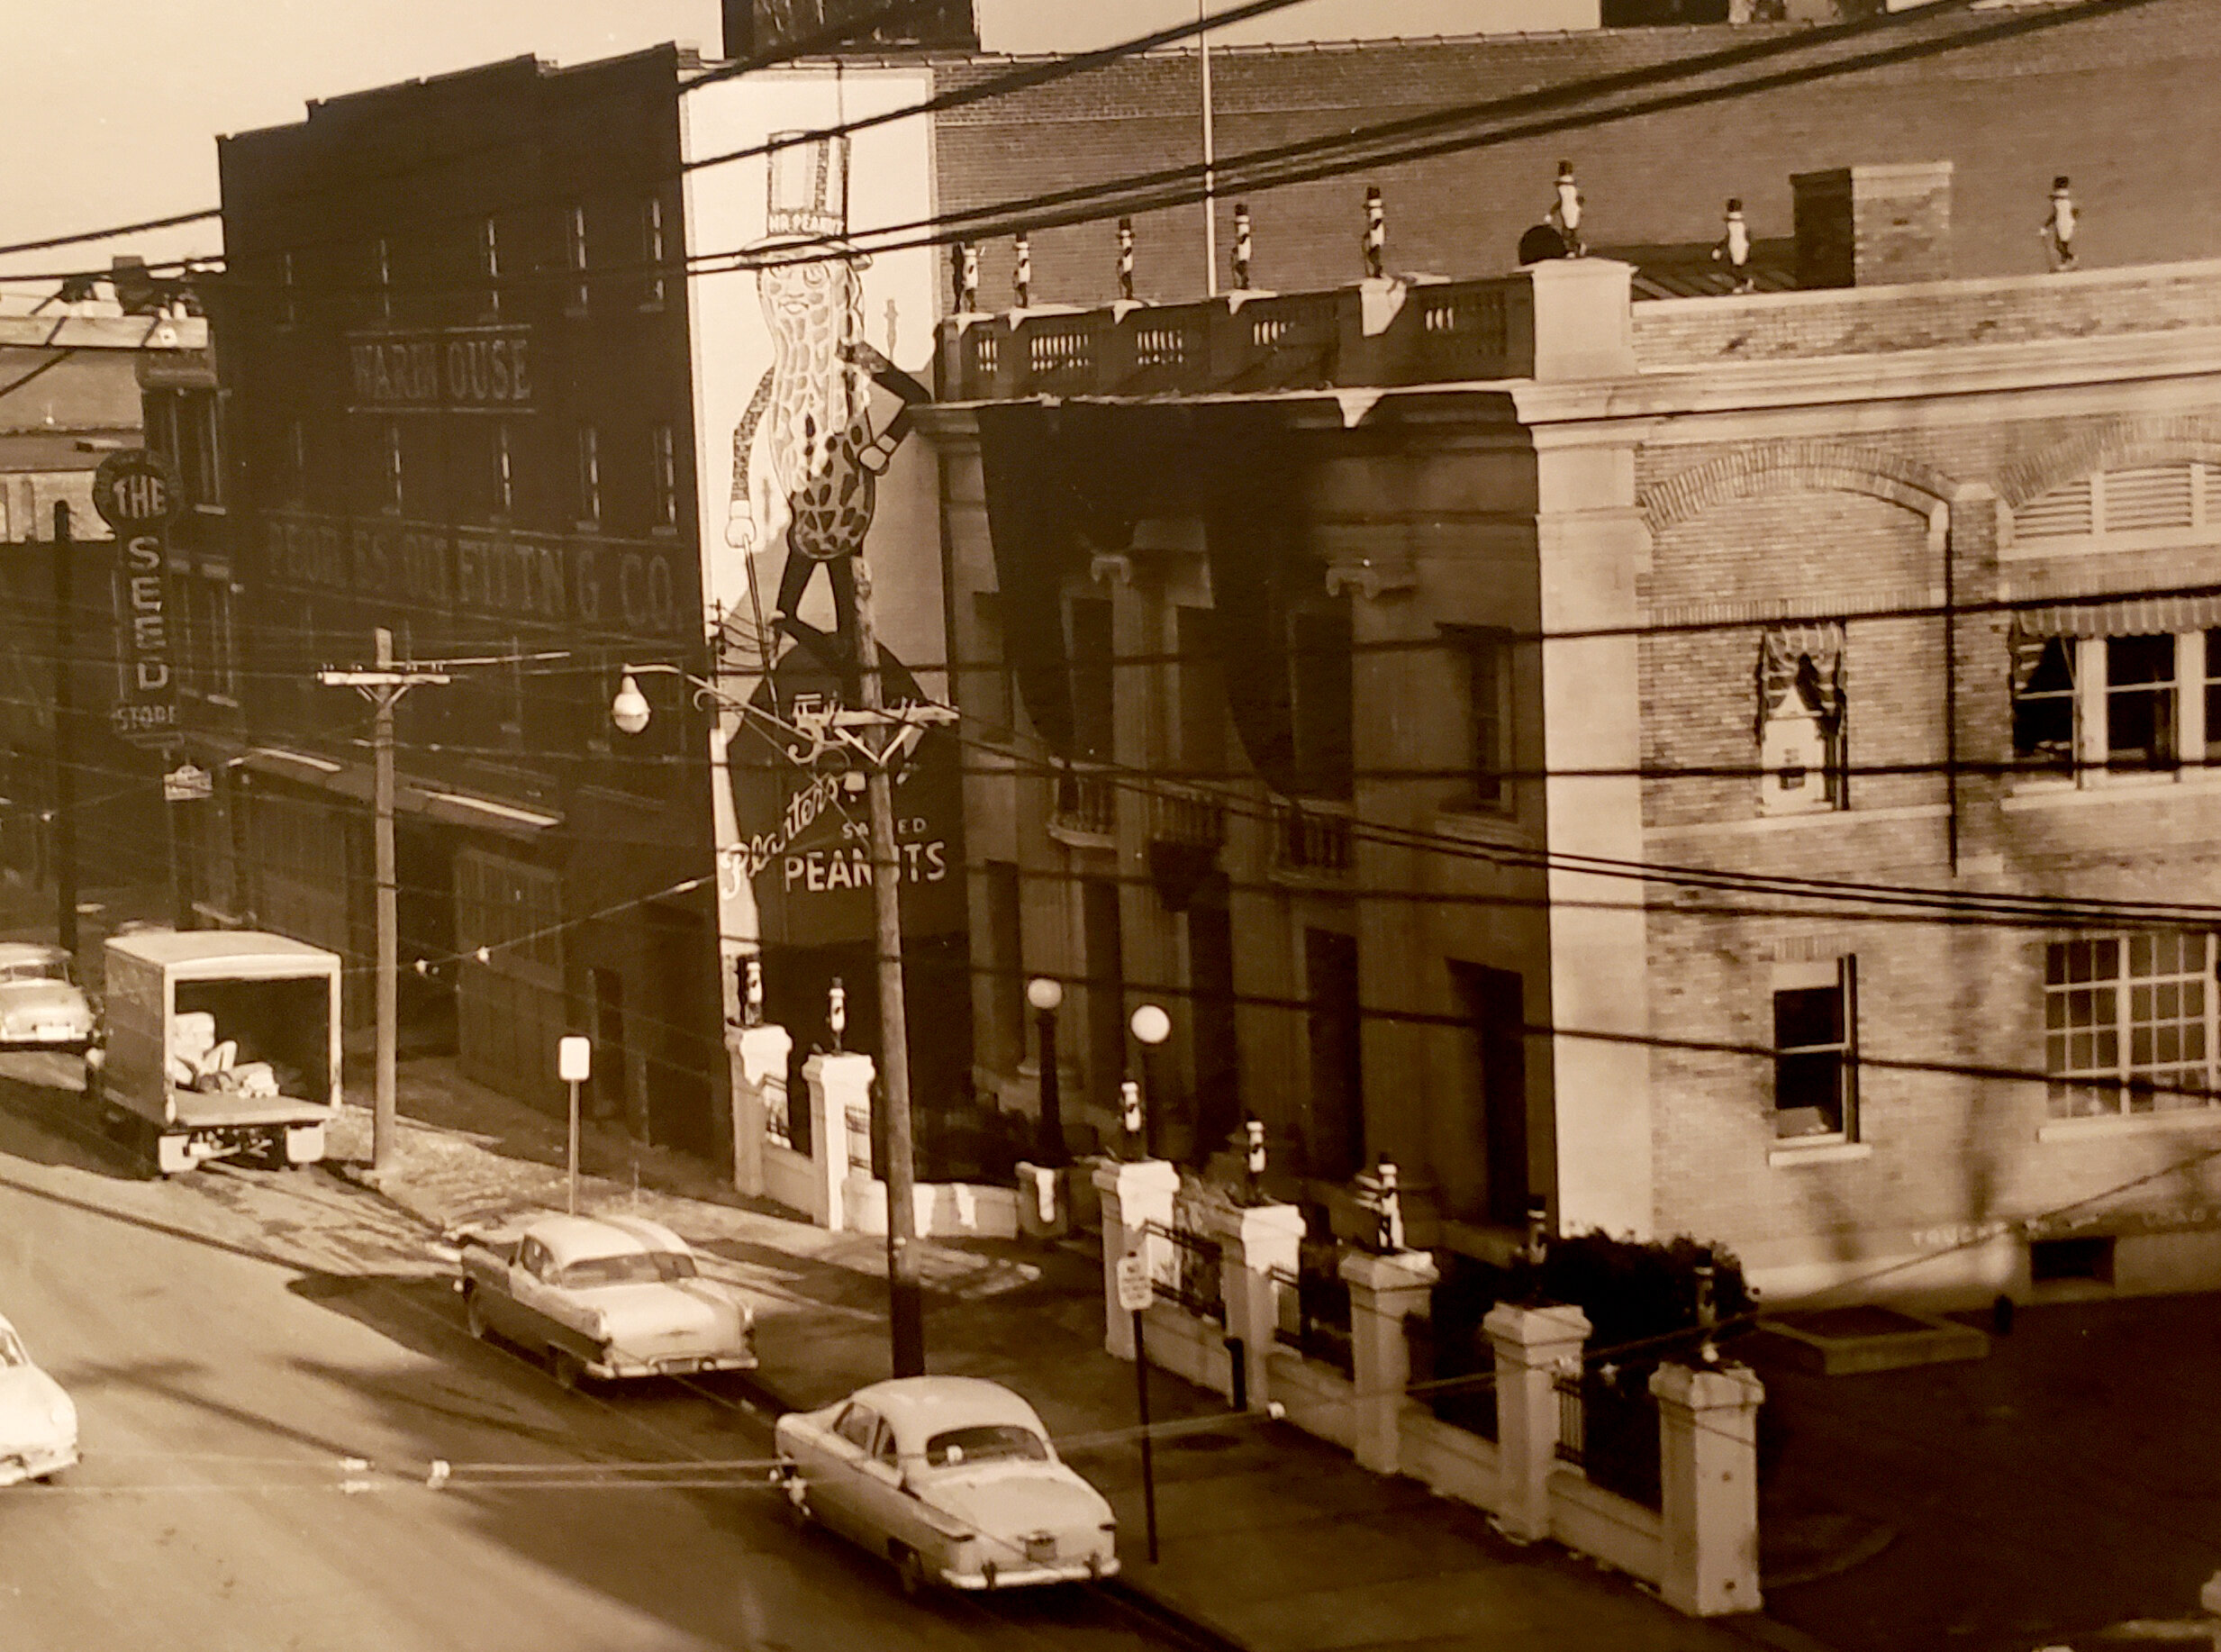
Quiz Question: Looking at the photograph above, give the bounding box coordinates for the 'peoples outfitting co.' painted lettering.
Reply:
[261,511,684,633]
[346,326,532,412]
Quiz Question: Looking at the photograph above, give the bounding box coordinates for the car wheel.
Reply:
[893,1546,928,1598]
[550,1348,586,1391]
[463,1287,490,1341]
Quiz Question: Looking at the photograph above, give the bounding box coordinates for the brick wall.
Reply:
[930,0,2221,314]
[1634,399,2221,1283]
[1634,259,2221,368]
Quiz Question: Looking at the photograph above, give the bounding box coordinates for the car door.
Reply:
[811,1402,878,1541]
[507,1237,567,1355]
[857,1416,927,1564]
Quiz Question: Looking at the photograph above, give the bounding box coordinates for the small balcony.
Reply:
[1147,782,1228,852]
[1049,765,1118,846]
[1273,797,1354,878]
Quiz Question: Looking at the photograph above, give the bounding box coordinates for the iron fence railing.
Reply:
[1271,1256,1354,1377]
[1553,1367,1662,1511]
[1147,1221,1225,1323]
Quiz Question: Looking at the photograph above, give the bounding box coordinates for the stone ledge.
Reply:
[1755,1305,1989,1376]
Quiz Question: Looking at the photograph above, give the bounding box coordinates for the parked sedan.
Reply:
[0,1312,77,1486]
[458,1213,756,1387]
[775,1376,1118,1593]
[0,944,94,1055]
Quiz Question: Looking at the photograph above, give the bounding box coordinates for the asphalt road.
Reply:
[0,1054,1190,1652]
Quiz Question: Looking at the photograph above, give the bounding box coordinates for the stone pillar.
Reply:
[1651,1361,1765,1618]
[1485,1302,1591,1542]
[1211,1200,1307,1411]
[1341,1248,1439,1474]
[729,1023,791,1199]
[802,1051,874,1233]
[1092,1157,1179,1360]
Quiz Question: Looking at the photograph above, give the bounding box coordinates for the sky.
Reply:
[0,1,1590,283]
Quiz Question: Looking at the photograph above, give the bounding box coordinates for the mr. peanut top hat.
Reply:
[764,132,850,242]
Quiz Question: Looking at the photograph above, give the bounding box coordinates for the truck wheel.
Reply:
[550,1348,586,1391]
[463,1286,490,1341]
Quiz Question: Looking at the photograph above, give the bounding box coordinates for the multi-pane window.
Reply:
[1452,626,1514,812]
[2010,633,2076,769]
[567,205,590,312]
[2013,631,2188,776]
[194,575,237,701]
[642,197,666,309]
[1773,959,1856,1141]
[189,396,222,507]
[481,215,502,318]
[494,422,514,517]
[381,421,403,513]
[651,423,678,527]
[2106,634,2178,769]
[2045,933,2218,1116]
[1289,601,1354,801]
[576,424,600,523]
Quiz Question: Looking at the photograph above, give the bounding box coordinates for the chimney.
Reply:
[1791,162,1953,289]
[723,0,978,61]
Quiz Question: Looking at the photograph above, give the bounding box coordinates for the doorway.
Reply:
[1453,962,1529,1228]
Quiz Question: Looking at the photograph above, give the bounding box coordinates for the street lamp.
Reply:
[612,652,956,1380]
[1129,1002,1171,1161]
[1026,976,1066,1167]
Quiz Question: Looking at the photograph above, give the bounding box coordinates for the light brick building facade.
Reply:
[926,158,2221,1303]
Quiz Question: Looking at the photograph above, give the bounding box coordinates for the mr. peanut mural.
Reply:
[721,132,930,679]
[712,130,965,1098]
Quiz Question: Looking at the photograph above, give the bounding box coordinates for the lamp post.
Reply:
[1129,1003,1171,1161]
[558,1035,591,1215]
[613,653,954,1381]
[1026,976,1066,1167]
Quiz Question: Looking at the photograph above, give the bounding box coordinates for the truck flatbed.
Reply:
[167,1087,334,1129]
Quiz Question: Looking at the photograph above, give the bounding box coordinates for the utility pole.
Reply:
[851,558,925,1377]
[1200,0,1219,297]
[50,504,77,961]
[320,629,447,1175]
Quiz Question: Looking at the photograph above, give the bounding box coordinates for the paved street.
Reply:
[0,1055,1195,1652]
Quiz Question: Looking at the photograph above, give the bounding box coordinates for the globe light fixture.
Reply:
[1026,976,1064,1013]
[611,674,651,735]
[1129,1003,1171,1047]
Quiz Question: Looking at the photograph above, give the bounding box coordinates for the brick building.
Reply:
[927,151,2221,1304]
[174,0,2221,1188]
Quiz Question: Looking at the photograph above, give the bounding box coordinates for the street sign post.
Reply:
[161,762,212,803]
[1118,1251,1159,1563]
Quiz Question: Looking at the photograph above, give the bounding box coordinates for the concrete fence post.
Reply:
[1484,1302,1591,1542]
[1092,1157,1179,1360]
[802,1051,874,1233]
[1650,1361,1765,1617]
[1341,1248,1441,1474]
[1210,1199,1307,1411]
[730,1022,792,1199]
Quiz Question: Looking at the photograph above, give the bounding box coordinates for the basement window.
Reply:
[2029,1236,2114,1285]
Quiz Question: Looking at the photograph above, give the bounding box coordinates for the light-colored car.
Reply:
[0,944,94,1055]
[458,1213,756,1387]
[774,1376,1119,1593]
[0,1312,77,1486]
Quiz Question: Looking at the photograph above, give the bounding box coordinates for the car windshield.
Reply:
[921,1424,1051,1469]
[556,1250,697,1288]
[0,1328,24,1367]
[0,958,70,985]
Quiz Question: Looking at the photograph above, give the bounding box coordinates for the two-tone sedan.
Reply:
[458,1213,756,1388]
[775,1376,1118,1593]
[0,944,94,1056]
[0,1312,77,1486]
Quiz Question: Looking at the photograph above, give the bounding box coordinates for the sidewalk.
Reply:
[329,1056,1816,1652]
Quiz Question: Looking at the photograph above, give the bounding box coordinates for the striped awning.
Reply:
[2011,595,2221,639]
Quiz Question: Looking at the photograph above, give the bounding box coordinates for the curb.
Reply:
[1101,1576,1255,1652]
[1719,1613,1845,1652]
